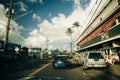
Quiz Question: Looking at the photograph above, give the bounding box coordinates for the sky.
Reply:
[0,0,108,51]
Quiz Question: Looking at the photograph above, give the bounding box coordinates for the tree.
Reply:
[66,27,74,41]
[66,27,74,54]
[72,21,81,34]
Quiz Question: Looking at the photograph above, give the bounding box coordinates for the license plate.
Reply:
[94,58,99,61]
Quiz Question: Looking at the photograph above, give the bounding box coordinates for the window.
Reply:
[89,53,104,59]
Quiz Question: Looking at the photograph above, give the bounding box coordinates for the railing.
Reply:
[80,24,120,48]
[108,23,120,37]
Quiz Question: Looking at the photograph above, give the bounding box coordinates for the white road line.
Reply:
[83,72,93,76]
[27,63,51,77]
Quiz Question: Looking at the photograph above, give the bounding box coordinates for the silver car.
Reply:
[83,52,107,69]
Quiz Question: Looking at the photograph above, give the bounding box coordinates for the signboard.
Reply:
[15,47,19,52]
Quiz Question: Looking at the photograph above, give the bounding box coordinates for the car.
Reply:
[52,55,71,69]
[83,52,107,69]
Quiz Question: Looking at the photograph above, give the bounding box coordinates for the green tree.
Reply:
[66,27,74,54]
[66,28,74,39]
[72,21,81,34]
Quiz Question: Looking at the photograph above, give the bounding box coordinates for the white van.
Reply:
[83,52,107,69]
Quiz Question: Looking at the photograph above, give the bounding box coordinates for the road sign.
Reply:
[15,47,19,52]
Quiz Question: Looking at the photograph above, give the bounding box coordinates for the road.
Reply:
[0,59,120,80]
[34,63,120,80]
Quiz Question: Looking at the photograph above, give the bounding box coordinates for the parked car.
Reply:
[83,52,107,69]
[52,55,71,69]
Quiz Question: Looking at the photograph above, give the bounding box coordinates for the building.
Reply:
[76,0,120,56]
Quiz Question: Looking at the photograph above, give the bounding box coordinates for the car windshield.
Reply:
[54,56,68,60]
[0,0,120,80]
[89,53,104,59]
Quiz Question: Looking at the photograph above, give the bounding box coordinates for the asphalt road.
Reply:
[34,63,120,80]
[0,59,120,80]
[0,59,50,80]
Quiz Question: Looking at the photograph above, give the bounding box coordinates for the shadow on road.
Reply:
[89,64,120,80]
[69,63,81,69]
[0,59,51,79]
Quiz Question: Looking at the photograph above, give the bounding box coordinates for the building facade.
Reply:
[77,0,120,56]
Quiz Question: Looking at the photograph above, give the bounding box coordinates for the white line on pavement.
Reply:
[83,72,93,76]
[27,63,51,77]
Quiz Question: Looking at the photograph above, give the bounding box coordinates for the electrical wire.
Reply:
[83,0,98,26]
[84,0,102,28]
[76,0,111,44]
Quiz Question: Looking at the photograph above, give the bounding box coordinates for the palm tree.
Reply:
[66,27,74,41]
[66,27,74,54]
[72,21,81,34]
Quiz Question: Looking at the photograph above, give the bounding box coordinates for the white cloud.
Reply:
[24,29,46,48]
[32,13,41,21]
[19,2,28,12]
[0,4,8,40]
[0,0,108,50]
[73,0,80,9]
[24,0,108,50]
[24,6,85,49]
[29,0,37,3]
[29,0,43,4]
[38,0,43,4]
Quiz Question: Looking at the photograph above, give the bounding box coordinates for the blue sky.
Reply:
[0,0,107,51]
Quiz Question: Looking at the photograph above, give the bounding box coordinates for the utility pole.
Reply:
[4,0,13,53]
[70,42,72,54]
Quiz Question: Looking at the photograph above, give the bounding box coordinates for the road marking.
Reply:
[27,63,51,77]
[83,72,93,76]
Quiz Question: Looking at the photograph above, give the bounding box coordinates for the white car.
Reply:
[83,52,107,69]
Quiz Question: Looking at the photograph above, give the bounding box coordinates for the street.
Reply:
[0,59,120,80]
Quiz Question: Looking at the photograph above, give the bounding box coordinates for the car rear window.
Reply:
[54,56,68,60]
[88,53,104,59]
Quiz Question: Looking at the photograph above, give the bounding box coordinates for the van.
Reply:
[83,52,107,69]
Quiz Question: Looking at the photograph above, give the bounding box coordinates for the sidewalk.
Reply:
[110,64,120,77]
[103,63,120,79]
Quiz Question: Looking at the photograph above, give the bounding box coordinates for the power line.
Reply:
[13,11,34,20]
[75,0,102,43]
[76,0,111,44]
[83,0,98,26]
[85,0,102,28]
